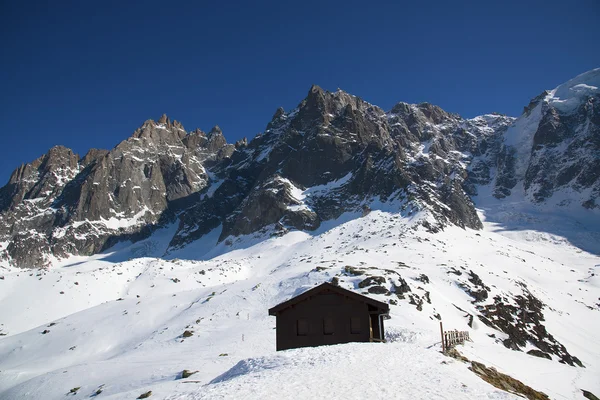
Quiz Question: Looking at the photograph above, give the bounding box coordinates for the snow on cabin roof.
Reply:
[268,282,390,316]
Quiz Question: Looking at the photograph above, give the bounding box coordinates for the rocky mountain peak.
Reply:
[6,145,79,190]
[493,69,599,208]
[151,114,185,133]
[0,145,81,228]
[1,70,598,269]
[80,148,109,168]
[522,90,550,115]
[309,84,324,95]
[235,137,248,148]
[183,128,208,149]
[389,102,411,115]
[415,102,456,125]
[264,108,288,133]
[272,107,286,120]
[192,128,206,137]
[173,119,184,130]
[300,85,327,116]
[291,85,372,134]
[131,115,187,142]
[38,145,79,171]
[158,114,170,125]
[547,68,600,114]
[204,125,228,153]
[208,125,223,137]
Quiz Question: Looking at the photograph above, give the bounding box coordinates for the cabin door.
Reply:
[369,314,382,341]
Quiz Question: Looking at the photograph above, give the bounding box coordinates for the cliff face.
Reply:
[0,115,233,267]
[494,69,600,209]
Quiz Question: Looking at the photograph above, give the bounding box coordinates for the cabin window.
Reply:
[297,319,309,336]
[323,317,334,335]
[351,316,361,334]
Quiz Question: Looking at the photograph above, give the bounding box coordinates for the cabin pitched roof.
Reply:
[268,282,390,316]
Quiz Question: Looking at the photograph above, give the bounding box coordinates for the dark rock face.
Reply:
[221,175,320,239]
[171,87,518,251]
[358,276,386,288]
[524,98,599,206]
[527,349,552,360]
[1,70,598,267]
[0,117,232,267]
[392,277,411,298]
[469,359,550,400]
[488,70,600,208]
[0,145,79,213]
[477,289,583,367]
[458,270,490,303]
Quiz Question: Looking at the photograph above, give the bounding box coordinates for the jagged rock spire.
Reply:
[208,125,223,137]
[309,84,324,94]
[272,107,285,120]
[235,137,248,148]
[206,125,227,152]
[158,114,169,125]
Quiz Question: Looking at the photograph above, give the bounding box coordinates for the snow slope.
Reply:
[0,208,598,399]
[168,342,519,400]
[548,68,600,113]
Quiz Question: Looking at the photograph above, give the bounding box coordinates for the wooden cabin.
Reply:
[268,282,390,351]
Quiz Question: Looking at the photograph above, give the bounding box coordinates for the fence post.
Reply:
[440,321,445,353]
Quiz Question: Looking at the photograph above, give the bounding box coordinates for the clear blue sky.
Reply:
[1,0,599,184]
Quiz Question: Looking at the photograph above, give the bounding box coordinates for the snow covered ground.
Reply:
[0,205,598,399]
[167,342,519,400]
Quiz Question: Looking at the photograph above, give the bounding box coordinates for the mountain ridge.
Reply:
[1,69,598,268]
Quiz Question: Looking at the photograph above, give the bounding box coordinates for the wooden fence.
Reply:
[439,322,470,353]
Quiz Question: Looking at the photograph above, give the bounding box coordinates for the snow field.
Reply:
[0,208,598,399]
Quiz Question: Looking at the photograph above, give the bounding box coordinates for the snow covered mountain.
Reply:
[0,116,237,268]
[1,85,510,267]
[0,69,599,399]
[495,69,600,208]
[2,71,598,270]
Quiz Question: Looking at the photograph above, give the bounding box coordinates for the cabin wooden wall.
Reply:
[275,291,372,351]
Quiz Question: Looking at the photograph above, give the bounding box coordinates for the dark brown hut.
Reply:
[268,282,390,351]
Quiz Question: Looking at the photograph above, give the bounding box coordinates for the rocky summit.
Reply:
[1,70,599,269]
